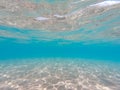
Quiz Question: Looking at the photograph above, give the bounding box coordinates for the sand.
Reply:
[0,58,120,90]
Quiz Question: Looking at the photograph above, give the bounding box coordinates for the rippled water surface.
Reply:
[0,0,120,43]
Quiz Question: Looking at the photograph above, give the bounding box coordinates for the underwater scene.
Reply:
[0,0,120,90]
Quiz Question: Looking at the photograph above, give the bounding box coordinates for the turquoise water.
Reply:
[0,0,120,90]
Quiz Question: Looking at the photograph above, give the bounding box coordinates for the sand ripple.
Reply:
[0,58,120,90]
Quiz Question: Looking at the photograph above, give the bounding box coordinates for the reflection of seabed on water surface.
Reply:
[0,58,120,90]
[0,0,120,31]
[0,0,120,43]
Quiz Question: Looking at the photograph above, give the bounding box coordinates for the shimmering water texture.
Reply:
[0,0,120,43]
[0,0,120,90]
[0,58,120,90]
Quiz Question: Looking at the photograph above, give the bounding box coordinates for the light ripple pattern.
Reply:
[0,58,120,90]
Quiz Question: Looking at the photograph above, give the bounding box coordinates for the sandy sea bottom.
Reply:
[0,58,120,90]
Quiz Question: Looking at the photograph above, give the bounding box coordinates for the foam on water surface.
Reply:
[90,0,120,7]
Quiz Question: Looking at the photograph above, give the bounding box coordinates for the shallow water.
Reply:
[0,0,120,90]
[0,0,120,43]
[0,58,120,90]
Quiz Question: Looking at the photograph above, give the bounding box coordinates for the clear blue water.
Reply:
[0,0,120,90]
[0,36,120,61]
